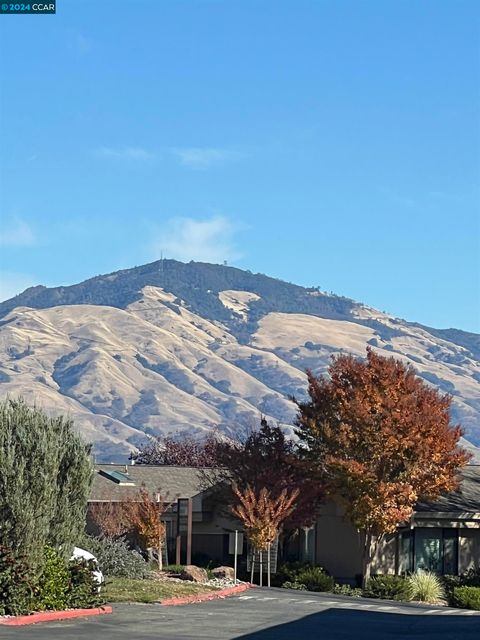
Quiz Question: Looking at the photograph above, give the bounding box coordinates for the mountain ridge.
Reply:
[1,260,478,461]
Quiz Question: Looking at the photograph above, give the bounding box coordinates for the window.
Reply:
[413,528,458,575]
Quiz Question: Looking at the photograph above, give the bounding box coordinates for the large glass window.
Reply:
[415,529,442,572]
[413,528,458,575]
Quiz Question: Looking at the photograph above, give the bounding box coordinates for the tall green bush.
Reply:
[0,398,93,568]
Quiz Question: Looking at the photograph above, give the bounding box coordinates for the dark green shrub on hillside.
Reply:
[0,546,35,616]
[363,575,410,601]
[452,586,480,610]
[82,535,148,579]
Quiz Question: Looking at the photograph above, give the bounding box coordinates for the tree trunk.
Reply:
[267,543,271,588]
[158,533,163,571]
[362,530,377,589]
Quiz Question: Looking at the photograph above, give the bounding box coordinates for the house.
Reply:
[88,463,480,581]
[314,465,480,583]
[88,463,242,566]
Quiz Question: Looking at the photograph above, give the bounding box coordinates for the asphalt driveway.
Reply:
[2,588,479,640]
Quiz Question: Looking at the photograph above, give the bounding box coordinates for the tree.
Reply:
[215,419,325,530]
[295,348,470,586]
[134,419,326,550]
[231,484,298,586]
[0,398,93,570]
[132,432,219,467]
[125,485,170,571]
[88,500,132,539]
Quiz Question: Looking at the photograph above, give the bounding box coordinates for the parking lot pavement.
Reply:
[1,588,479,640]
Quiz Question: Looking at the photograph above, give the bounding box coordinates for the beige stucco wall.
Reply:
[459,529,480,573]
[314,501,399,580]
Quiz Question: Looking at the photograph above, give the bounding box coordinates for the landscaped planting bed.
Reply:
[103,577,219,603]
[274,563,480,610]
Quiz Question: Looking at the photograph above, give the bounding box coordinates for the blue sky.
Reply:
[0,0,479,332]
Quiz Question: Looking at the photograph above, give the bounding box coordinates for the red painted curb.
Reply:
[0,606,113,626]
[161,582,255,606]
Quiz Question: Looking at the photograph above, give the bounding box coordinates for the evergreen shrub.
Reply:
[164,564,185,574]
[282,581,307,590]
[295,566,335,592]
[452,586,480,610]
[0,546,35,616]
[68,559,103,609]
[332,583,363,597]
[363,575,410,601]
[82,535,148,578]
[275,562,334,591]
[35,546,71,611]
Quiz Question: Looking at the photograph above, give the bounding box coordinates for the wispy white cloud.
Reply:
[95,147,154,161]
[153,215,242,264]
[0,272,38,302]
[0,218,36,247]
[171,147,243,170]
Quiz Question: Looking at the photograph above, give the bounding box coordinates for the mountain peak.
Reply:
[0,260,478,461]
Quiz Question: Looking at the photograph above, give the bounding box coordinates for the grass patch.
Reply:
[103,578,218,603]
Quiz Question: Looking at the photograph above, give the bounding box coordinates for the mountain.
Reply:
[1,259,479,462]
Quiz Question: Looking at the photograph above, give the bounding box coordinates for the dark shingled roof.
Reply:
[415,466,480,513]
[90,464,218,502]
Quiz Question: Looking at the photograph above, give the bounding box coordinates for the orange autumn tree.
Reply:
[295,348,470,586]
[231,484,299,586]
[125,485,171,571]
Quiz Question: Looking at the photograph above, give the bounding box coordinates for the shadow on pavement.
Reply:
[233,608,480,640]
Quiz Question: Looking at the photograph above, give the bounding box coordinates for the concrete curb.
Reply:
[0,606,113,626]
[161,582,255,606]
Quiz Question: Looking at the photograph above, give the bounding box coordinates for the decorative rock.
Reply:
[212,566,235,580]
[179,565,209,583]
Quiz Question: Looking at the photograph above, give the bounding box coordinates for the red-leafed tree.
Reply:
[295,348,470,586]
[134,420,325,532]
[132,432,220,467]
[215,419,325,530]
